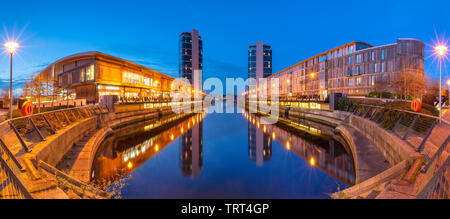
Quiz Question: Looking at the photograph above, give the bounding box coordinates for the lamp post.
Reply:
[435,45,447,123]
[4,41,19,121]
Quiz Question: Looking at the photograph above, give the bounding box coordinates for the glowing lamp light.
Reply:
[286,141,291,150]
[435,45,448,57]
[447,80,450,86]
[127,161,133,169]
[4,41,19,54]
[310,157,316,166]
[310,72,316,79]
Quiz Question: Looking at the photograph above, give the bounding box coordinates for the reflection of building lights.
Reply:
[263,125,266,133]
[181,127,184,133]
[286,141,291,150]
[171,134,174,140]
[127,161,133,169]
[310,157,316,166]
[155,144,159,152]
[272,132,276,140]
[257,122,260,128]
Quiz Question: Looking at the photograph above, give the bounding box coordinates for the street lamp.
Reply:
[4,41,19,121]
[435,44,448,123]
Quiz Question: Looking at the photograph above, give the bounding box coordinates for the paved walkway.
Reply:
[341,125,391,183]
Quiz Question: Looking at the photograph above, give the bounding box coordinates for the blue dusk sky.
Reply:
[0,0,449,95]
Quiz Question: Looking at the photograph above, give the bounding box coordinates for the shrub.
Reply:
[368,92,379,98]
[336,98,356,111]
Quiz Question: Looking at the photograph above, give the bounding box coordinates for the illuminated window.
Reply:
[86,65,95,80]
[356,77,361,86]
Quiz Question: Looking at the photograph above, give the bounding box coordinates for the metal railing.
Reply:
[0,104,109,154]
[339,103,449,199]
[339,103,447,151]
[0,155,33,199]
[0,133,32,199]
[118,97,172,104]
[417,157,450,199]
[0,104,109,199]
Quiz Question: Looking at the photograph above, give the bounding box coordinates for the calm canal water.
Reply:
[92,104,355,199]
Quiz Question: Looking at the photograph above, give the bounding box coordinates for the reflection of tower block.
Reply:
[99,95,117,111]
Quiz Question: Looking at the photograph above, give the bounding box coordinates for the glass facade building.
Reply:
[248,42,272,80]
[179,29,203,91]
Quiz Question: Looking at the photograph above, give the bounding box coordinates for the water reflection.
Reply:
[180,115,203,178]
[248,119,272,166]
[92,105,356,198]
[243,111,355,185]
[92,113,205,182]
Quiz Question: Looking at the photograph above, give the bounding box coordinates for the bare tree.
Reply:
[392,54,425,100]
[374,76,389,99]
[29,73,45,113]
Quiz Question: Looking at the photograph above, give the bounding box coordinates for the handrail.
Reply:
[0,155,33,199]
[417,157,450,199]
[357,103,450,125]
[0,104,98,127]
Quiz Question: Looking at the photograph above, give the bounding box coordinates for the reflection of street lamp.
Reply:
[435,45,448,123]
[4,41,19,121]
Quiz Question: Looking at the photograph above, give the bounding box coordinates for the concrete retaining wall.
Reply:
[27,117,98,167]
[332,160,409,199]
[344,112,419,165]
[26,106,175,168]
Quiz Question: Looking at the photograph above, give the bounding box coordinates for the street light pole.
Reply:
[435,44,448,124]
[439,56,442,123]
[9,52,13,121]
[4,41,18,121]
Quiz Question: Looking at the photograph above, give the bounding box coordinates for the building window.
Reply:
[374,63,378,73]
[356,54,361,64]
[381,62,385,72]
[371,52,376,61]
[381,50,385,60]
[347,67,353,76]
[369,75,375,86]
[356,66,361,75]
[356,77,361,86]
[348,56,353,65]
[86,65,95,81]
[348,78,353,86]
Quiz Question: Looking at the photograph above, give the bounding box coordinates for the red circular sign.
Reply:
[21,101,33,116]
[411,98,422,113]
